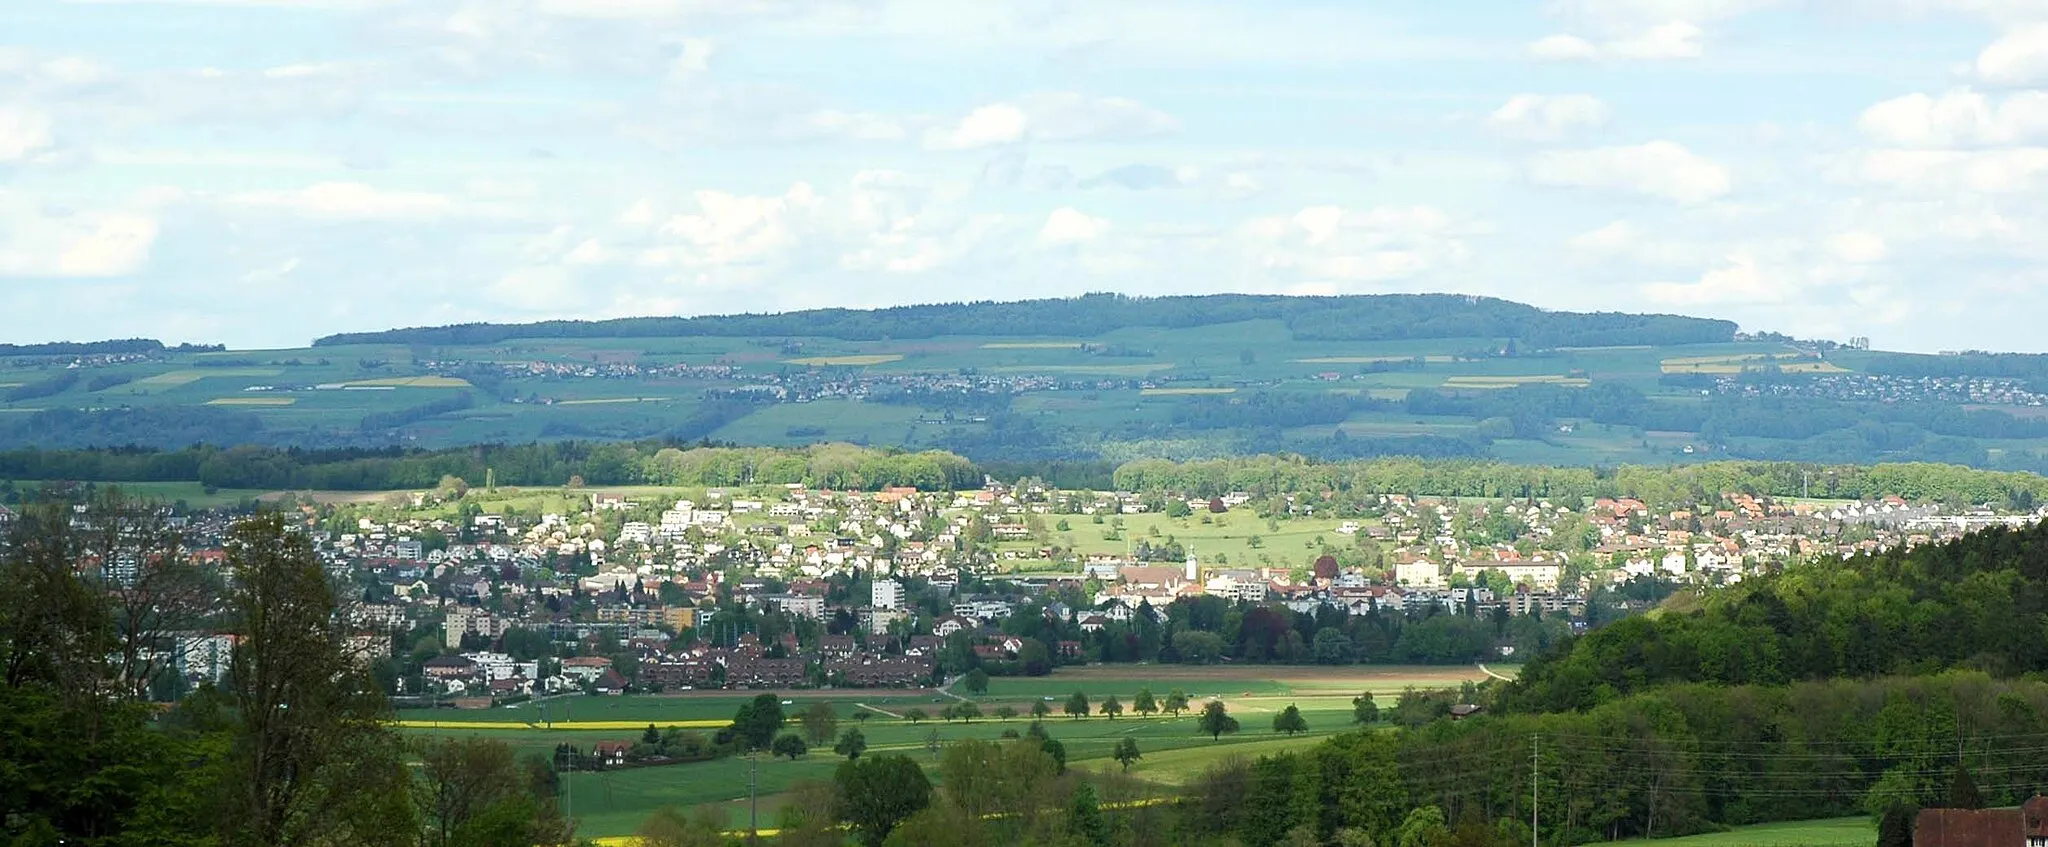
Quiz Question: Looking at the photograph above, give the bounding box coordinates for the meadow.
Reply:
[397,664,1495,838]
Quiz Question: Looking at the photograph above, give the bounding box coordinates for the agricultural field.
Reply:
[396,664,1498,838]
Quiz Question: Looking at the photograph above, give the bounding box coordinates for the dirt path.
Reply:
[1477,663,1514,682]
[855,703,903,719]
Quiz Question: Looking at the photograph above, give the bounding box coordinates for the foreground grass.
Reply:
[1621,818,1872,847]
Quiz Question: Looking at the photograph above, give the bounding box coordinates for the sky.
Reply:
[4,1,2048,352]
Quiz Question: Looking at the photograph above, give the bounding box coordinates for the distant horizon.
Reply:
[1,290,1781,353]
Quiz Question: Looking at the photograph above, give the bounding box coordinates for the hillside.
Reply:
[7,294,2048,474]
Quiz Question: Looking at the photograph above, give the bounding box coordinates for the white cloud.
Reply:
[1529,22,1704,61]
[0,190,160,278]
[1241,205,1471,284]
[1568,220,1639,253]
[1488,94,1611,141]
[229,182,463,220]
[1529,141,1732,203]
[0,109,55,162]
[1859,89,2048,147]
[1529,34,1602,60]
[924,92,1177,151]
[1977,26,2048,87]
[1829,231,1889,263]
[1547,0,1779,29]
[1642,254,1789,306]
[1040,207,1111,244]
[1850,147,2048,193]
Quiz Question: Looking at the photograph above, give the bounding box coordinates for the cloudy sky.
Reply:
[5,0,2048,351]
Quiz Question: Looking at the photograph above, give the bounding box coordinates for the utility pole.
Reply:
[749,749,760,837]
[1532,735,1540,847]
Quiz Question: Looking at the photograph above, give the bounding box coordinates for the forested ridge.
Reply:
[311,293,1737,348]
[1500,519,2048,713]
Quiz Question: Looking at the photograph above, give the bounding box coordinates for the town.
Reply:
[36,472,2039,711]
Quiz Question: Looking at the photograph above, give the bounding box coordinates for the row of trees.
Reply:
[1110,454,2048,507]
[10,439,2048,509]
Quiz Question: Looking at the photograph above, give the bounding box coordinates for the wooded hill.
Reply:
[1500,519,2048,713]
[311,293,1738,349]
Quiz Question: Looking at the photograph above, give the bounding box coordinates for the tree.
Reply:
[1031,700,1052,720]
[1113,737,1143,772]
[963,668,989,695]
[636,805,727,847]
[801,701,839,746]
[1878,802,1917,847]
[1134,688,1159,717]
[642,724,662,746]
[773,733,809,760]
[1395,806,1449,847]
[1273,704,1308,735]
[1198,700,1240,741]
[836,755,932,846]
[955,701,982,722]
[1065,691,1090,720]
[1165,689,1191,717]
[1950,763,1984,809]
[1069,783,1111,847]
[732,693,786,751]
[416,737,569,847]
[834,728,868,760]
[1099,696,1124,719]
[221,513,416,847]
[1353,692,1379,724]
[994,705,1017,721]
[1313,627,1353,664]
[904,708,927,724]
[1176,631,1225,664]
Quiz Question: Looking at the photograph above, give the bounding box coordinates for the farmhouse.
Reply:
[1915,795,2048,847]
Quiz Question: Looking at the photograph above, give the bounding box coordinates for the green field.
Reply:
[1020,506,1367,570]
[1,479,269,508]
[399,665,1497,838]
[1622,818,1872,847]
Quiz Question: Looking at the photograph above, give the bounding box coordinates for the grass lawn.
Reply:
[1621,818,1872,846]
[1045,506,1358,570]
